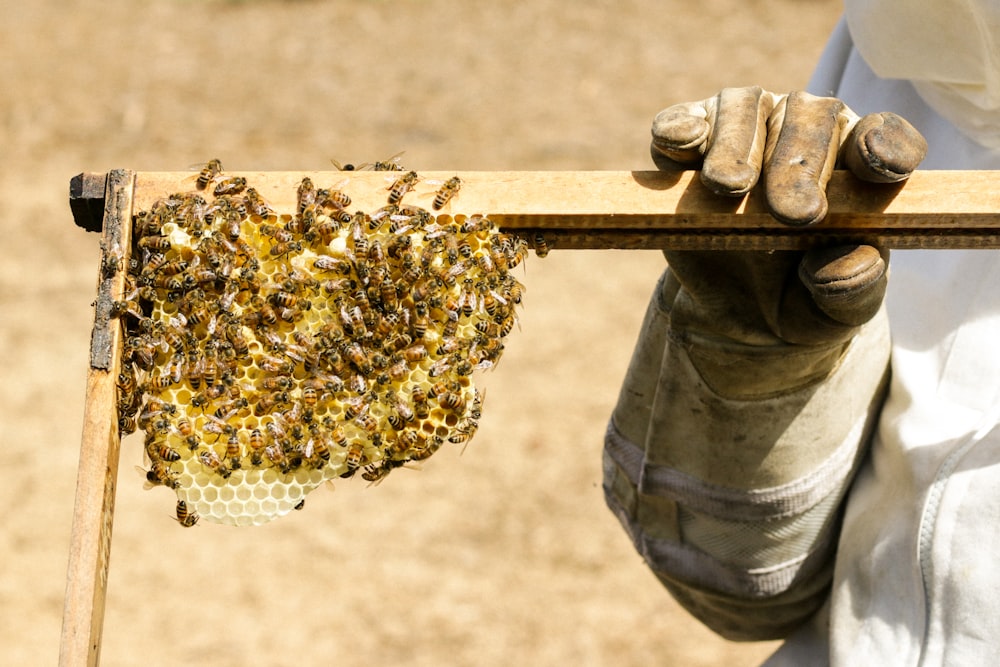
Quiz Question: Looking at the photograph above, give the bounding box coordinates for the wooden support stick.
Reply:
[65,169,1000,250]
[60,170,135,667]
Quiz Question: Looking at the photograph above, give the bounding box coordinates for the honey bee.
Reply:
[224,323,249,357]
[438,391,465,412]
[196,159,224,189]
[174,500,200,528]
[330,158,362,171]
[432,176,462,210]
[429,354,457,378]
[137,234,172,252]
[260,354,294,374]
[353,413,378,433]
[342,341,373,375]
[175,417,199,450]
[214,176,247,196]
[313,255,351,274]
[269,240,302,259]
[116,368,141,406]
[410,435,444,462]
[225,432,243,469]
[144,371,178,392]
[390,392,415,424]
[342,393,373,420]
[145,461,179,489]
[255,390,292,416]
[411,385,430,419]
[387,171,419,205]
[245,187,274,219]
[140,251,168,276]
[369,151,404,171]
[260,223,293,244]
[329,424,349,449]
[222,210,243,242]
[321,188,352,210]
[343,214,368,255]
[457,237,473,260]
[268,290,298,310]
[99,240,123,279]
[459,287,477,318]
[261,376,293,391]
[312,218,343,245]
[308,430,331,462]
[402,343,428,363]
[300,385,319,407]
[504,279,524,305]
[201,340,219,388]
[385,358,410,382]
[344,442,365,475]
[474,320,502,338]
[531,232,551,258]
[448,419,478,448]
[357,462,385,483]
[264,443,288,472]
[244,294,277,327]
[198,448,231,478]
[482,291,502,318]
[217,193,248,219]
[297,176,317,214]
[393,429,421,456]
[146,439,181,463]
[461,214,491,234]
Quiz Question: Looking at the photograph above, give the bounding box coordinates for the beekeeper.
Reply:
[603,3,1000,664]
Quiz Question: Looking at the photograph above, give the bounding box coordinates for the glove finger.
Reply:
[763,92,846,227]
[651,99,715,166]
[701,86,776,196]
[798,244,888,326]
[841,112,928,183]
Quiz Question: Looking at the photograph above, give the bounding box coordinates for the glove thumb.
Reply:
[798,244,888,327]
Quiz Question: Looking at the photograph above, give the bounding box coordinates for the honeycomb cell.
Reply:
[123,167,525,526]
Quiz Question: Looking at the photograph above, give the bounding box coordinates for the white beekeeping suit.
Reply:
[604,3,1000,665]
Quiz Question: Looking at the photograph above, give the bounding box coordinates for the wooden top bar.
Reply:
[73,170,1000,249]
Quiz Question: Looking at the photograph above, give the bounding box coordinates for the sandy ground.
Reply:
[0,1,843,665]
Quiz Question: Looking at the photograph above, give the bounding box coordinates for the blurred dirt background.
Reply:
[1,1,842,665]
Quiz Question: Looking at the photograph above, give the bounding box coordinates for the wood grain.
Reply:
[124,169,1000,249]
[60,171,134,667]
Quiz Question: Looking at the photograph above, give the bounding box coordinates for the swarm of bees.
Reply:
[116,160,526,527]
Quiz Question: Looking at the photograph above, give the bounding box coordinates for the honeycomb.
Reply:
[116,162,526,527]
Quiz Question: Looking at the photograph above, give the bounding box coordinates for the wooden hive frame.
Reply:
[60,168,1000,666]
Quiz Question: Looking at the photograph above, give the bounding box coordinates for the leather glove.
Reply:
[649,87,927,397]
[603,88,926,639]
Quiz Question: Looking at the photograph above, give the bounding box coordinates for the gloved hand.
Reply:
[603,88,927,639]
[649,87,927,397]
[603,89,927,639]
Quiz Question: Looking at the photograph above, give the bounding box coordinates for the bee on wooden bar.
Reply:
[387,171,419,205]
[213,176,247,197]
[372,151,406,171]
[297,176,317,214]
[196,159,223,190]
[432,176,462,210]
[245,187,274,219]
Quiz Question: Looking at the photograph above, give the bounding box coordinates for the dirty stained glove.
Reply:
[652,86,926,224]
[648,86,927,394]
[603,87,927,641]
